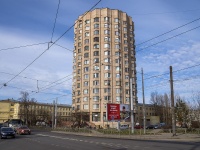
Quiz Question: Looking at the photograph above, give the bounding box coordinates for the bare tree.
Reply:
[18,91,37,125]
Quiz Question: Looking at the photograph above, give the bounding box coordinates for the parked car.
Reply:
[119,124,129,130]
[153,125,161,129]
[134,125,143,129]
[146,125,155,129]
[16,126,31,135]
[0,127,16,139]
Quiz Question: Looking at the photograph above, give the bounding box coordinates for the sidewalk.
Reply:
[52,130,200,142]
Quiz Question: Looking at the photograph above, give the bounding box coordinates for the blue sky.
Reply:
[0,0,200,105]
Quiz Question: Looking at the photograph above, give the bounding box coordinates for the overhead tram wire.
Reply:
[136,25,200,53]
[0,42,49,52]
[143,62,200,81]
[0,0,102,90]
[50,0,61,42]
[136,17,200,46]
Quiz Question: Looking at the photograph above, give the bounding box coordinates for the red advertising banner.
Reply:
[107,103,120,121]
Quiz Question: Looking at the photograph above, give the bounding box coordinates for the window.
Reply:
[85,26,90,30]
[84,81,88,86]
[123,21,127,25]
[76,105,80,110]
[116,66,121,71]
[94,24,99,29]
[104,23,110,28]
[125,68,129,72]
[79,30,82,34]
[78,49,81,53]
[124,54,128,58]
[78,36,81,40]
[115,52,120,56]
[78,55,81,60]
[115,58,120,63]
[93,88,99,94]
[116,88,121,94]
[84,74,89,79]
[125,82,129,87]
[77,83,80,88]
[104,30,110,35]
[114,24,120,28]
[84,53,89,58]
[104,88,111,93]
[79,23,82,28]
[124,47,128,51]
[84,67,89,72]
[93,80,99,86]
[94,30,99,35]
[126,90,129,94]
[104,51,110,55]
[104,96,111,101]
[93,58,99,63]
[116,81,121,86]
[124,27,127,32]
[125,75,129,79]
[84,60,89,64]
[115,44,120,49]
[115,31,120,36]
[115,37,120,43]
[104,58,110,63]
[83,97,88,102]
[84,39,89,44]
[94,37,99,42]
[83,104,88,109]
[85,32,90,37]
[104,43,110,48]
[104,36,110,42]
[126,97,129,102]
[104,65,110,70]
[78,62,81,66]
[85,20,90,24]
[93,51,99,56]
[124,34,127,38]
[77,90,81,95]
[104,17,110,22]
[116,96,121,102]
[93,96,99,101]
[78,42,81,47]
[116,73,121,78]
[83,89,88,94]
[104,73,111,78]
[114,18,119,22]
[124,40,128,44]
[84,46,89,51]
[93,73,99,78]
[94,17,99,22]
[77,98,80,103]
[93,44,99,49]
[104,80,111,86]
[93,65,99,70]
[93,104,99,109]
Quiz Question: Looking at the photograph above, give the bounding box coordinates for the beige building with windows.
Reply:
[0,99,72,124]
[72,8,137,127]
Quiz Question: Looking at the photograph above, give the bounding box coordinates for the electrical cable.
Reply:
[0,0,102,90]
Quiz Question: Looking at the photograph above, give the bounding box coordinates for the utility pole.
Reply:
[170,66,176,136]
[130,78,134,134]
[55,98,58,128]
[52,100,55,129]
[141,68,146,134]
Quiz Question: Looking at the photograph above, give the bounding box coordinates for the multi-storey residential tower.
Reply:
[72,8,137,127]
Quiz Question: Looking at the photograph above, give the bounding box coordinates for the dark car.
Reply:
[146,125,155,129]
[0,127,16,139]
[16,126,31,135]
[134,125,143,129]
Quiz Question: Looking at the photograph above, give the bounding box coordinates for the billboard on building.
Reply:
[120,104,130,120]
[107,103,120,121]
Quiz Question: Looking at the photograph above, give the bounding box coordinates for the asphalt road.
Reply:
[0,129,199,150]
